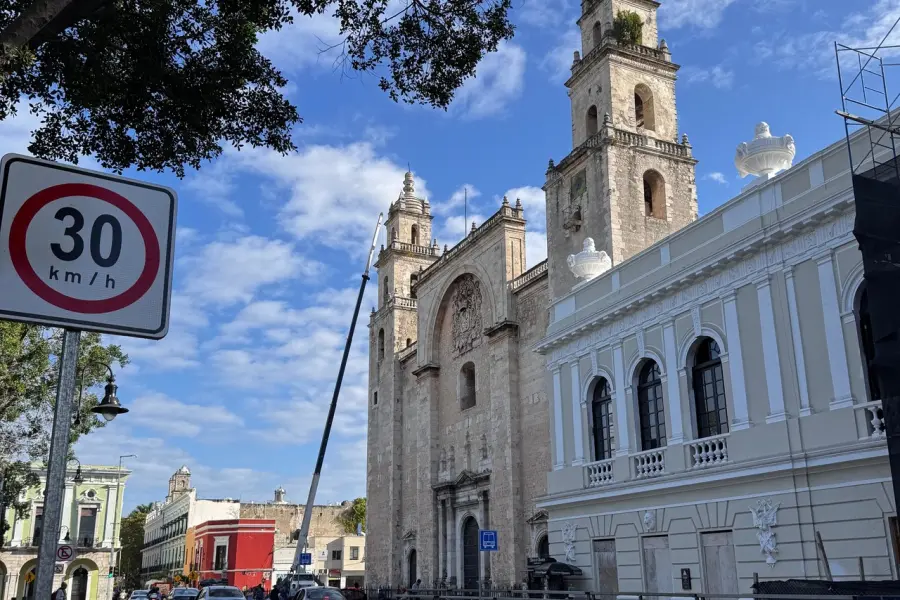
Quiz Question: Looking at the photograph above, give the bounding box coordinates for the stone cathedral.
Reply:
[366,0,698,588]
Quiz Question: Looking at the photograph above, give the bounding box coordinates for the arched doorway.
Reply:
[462,517,480,590]
[71,567,88,600]
[407,549,417,588]
[21,566,36,600]
[537,535,550,559]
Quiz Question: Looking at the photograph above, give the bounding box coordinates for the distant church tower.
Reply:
[167,465,191,501]
[544,0,698,298]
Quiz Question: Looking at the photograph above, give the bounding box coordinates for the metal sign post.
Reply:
[0,154,178,600]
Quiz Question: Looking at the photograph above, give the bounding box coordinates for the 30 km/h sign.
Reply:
[0,154,177,338]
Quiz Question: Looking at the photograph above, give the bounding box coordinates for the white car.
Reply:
[197,587,245,600]
[288,574,319,597]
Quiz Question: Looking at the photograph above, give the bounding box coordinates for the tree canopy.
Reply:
[0,322,128,541]
[0,0,515,177]
[337,497,366,534]
[119,503,154,589]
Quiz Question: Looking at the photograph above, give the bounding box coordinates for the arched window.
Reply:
[373,391,378,406]
[586,105,599,137]
[460,362,476,410]
[377,329,385,360]
[637,360,666,450]
[411,224,419,245]
[410,273,419,299]
[383,276,390,302]
[856,284,882,400]
[634,84,655,131]
[391,227,398,241]
[591,378,615,460]
[592,22,602,48]
[537,535,550,559]
[692,338,728,438]
[643,170,666,219]
[406,338,412,348]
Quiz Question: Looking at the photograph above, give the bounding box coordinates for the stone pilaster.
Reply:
[485,322,524,586]
[415,364,441,585]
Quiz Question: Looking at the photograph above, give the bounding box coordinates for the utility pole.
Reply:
[292,213,383,572]
[35,329,81,600]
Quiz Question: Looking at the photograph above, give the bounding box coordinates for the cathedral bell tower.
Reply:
[366,171,439,583]
[544,0,698,298]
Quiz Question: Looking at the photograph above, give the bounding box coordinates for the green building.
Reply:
[1,464,131,600]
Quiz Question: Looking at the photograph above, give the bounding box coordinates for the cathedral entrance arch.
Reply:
[408,549,417,588]
[462,517,480,590]
[70,567,88,600]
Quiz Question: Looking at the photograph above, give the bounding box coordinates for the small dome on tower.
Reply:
[177,465,191,475]
[402,171,416,199]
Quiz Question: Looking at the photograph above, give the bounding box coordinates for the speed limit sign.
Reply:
[0,154,177,338]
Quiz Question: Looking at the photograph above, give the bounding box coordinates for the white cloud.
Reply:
[127,392,244,437]
[680,64,735,89]
[659,0,738,29]
[256,11,344,75]
[516,0,575,28]
[179,236,316,306]
[184,161,243,218]
[228,143,425,254]
[541,28,582,83]
[525,231,548,269]
[705,172,728,184]
[755,0,900,79]
[503,186,546,231]
[433,184,480,216]
[453,43,527,119]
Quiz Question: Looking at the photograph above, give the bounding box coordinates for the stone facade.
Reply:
[365,0,697,589]
[367,193,551,588]
[536,117,899,590]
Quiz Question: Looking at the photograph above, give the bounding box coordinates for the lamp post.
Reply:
[113,455,136,575]
[35,354,129,600]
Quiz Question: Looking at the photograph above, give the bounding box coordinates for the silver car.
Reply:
[198,587,245,600]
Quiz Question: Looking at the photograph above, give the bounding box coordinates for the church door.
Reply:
[71,567,88,600]
[462,517,479,590]
[408,550,417,588]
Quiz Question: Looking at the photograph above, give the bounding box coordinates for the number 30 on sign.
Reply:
[0,154,177,339]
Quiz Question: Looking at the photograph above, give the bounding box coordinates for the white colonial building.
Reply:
[141,467,240,583]
[534,118,895,594]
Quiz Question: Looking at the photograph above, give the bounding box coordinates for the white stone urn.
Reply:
[567,237,612,282]
[735,122,796,178]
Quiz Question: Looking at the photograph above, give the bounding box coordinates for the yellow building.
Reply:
[0,464,131,600]
[309,535,365,588]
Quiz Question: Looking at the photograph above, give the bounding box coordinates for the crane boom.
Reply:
[291,212,383,574]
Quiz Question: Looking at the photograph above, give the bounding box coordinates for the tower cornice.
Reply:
[566,38,678,89]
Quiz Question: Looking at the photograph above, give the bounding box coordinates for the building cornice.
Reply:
[534,192,856,361]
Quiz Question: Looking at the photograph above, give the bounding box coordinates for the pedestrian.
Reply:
[411,580,420,591]
[254,585,265,600]
[52,582,67,600]
[269,584,279,600]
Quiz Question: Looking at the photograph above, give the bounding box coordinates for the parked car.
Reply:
[171,588,200,600]
[294,588,345,600]
[198,587,245,600]
[287,573,319,598]
[129,591,149,600]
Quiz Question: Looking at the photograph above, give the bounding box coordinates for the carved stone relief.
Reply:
[750,498,780,566]
[561,521,577,563]
[451,274,484,357]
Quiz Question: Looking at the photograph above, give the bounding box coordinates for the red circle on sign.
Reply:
[57,546,72,560]
[9,183,161,314]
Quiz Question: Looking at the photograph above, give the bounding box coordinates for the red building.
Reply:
[193,519,276,591]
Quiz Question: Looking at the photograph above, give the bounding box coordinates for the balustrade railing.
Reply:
[509,261,548,292]
[632,447,666,479]
[397,342,417,362]
[856,401,885,439]
[688,433,729,469]
[584,458,615,487]
[386,240,439,257]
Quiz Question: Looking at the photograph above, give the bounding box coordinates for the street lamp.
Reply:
[74,362,129,425]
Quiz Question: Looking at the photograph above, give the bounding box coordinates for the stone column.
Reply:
[784,268,812,417]
[570,359,585,465]
[816,252,854,409]
[104,485,118,546]
[551,365,565,469]
[414,365,441,585]
[662,321,684,443]
[437,498,445,583]
[446,500,456,586]
[61,484,74,542]
[486,323,524,585]
[756,277,787,423]
[722,292,751,429]
[612,343,631,456]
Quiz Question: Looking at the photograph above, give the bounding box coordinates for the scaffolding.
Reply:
[835,16,900,182]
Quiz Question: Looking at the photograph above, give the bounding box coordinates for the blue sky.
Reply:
[1,0,895,513]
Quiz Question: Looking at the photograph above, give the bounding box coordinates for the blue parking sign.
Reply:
[479,530,498,551]
[300,553,312,565]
